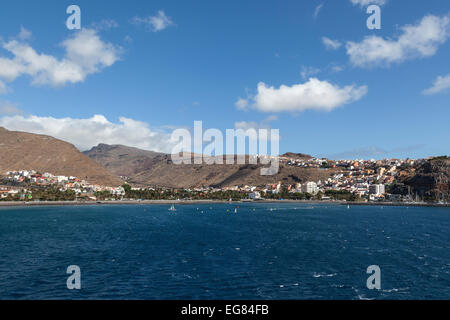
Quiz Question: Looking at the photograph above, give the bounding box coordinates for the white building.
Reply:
[302,182,318,194]
[110,186,125,196]
[369,184,385,195]
[249,191,261,200]
[57,176,69,183]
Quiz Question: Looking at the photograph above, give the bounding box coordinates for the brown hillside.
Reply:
[83,144,161,177]
[84,144,335,188]
[0,127,123,186]
[403,157,450,201]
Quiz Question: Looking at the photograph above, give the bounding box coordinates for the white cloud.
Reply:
[322,37,342,50]
[235,97,250,110]
[18,26,32,40]
[263,115,278,122]
[0,80,8,94]
[238,78,367,113]
[350,0,387,8]
[235,121,270,131]
[0,56,24,81]
[0,114,178,152]
[124,35,133,44]
[62,29,121,75]
[314,4,324,19]
[301,65,320,80]
[234,118,278,143]
[326,144,425,160]
[423,74,450,95]
[0,102,22,116]
[235,115,277,132]
[330,65,344,73]
[91,19,119,31]
[131,10,174,32]
[346,14,450,67]
[0,28,121,87]
[328,146,387,160]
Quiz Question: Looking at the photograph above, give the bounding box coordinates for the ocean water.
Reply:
[0,203,448,300]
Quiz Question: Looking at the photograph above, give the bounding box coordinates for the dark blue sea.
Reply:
[0,203,448,300]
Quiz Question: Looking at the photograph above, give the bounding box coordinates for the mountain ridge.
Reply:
[0,127,123,186]
[83,144,332,188]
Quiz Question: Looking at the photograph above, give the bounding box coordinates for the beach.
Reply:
[0,199,448,208]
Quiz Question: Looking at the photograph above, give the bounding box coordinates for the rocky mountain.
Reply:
[0,127,123,186]
[403,157,450,201]
[282,152,312,160]
[83,144,162,178]
[84,144,334,188]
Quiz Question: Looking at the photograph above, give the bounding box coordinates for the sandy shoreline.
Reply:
[0,199,448,208]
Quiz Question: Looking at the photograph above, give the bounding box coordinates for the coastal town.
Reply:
[1,155,448,204]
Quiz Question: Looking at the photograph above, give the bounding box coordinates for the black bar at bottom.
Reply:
[0,300,446,319]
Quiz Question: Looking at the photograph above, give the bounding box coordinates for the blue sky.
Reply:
[0,0,449,159]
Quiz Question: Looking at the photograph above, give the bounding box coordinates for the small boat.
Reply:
[347,205,350,209]
[169,204,176,212]
[234,207,238,213]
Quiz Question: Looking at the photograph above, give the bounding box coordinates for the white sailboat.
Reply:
[169,204,176,212]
